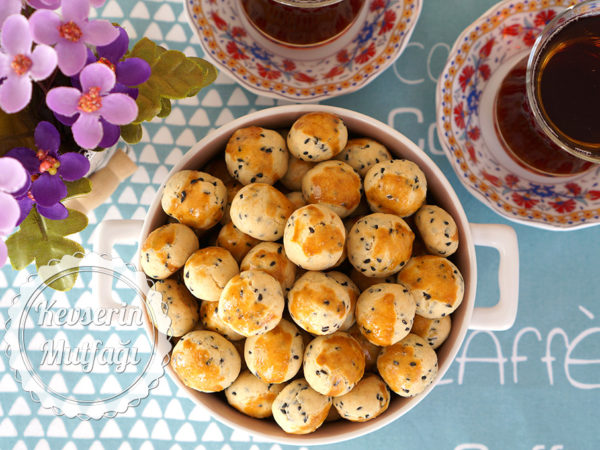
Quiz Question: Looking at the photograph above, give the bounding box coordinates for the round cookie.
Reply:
[141,223,199,279]
[240,242,297,293]
[147,279,199,337]
[347,213,414,277]
[414,205,459,257]
[302,160,362,218]
[230,183,295,241]
[280,154,315,191]
[377,333,438,397]
[287,112,348,162]
[204,157,234,185]
[411,314,452,350]
[333,374,390,422]
[216,222,260,263]
[183,247,239,301]
[161,170,227,230]
[347,324,380,372]
[286,191,307,210]
[355,283,416,346]
[283,204,345,271]
[244,318,304,383]
[303,332,365,397]
[170,330,241,392]
[350,268,396,292]
[200,300,244,341]
[225,370,286,418]
[225,126,288,185]
[364,160,427,218]
[335,138,392,177]
[288,271,351,335]
[218,270,285,336]
[396,255,465,319]
[326,271,359,331]
[220,180,243,225]
[272,378,332,434]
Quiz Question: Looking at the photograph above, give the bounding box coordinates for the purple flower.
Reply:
[0,157,29,266]
[46,62,138,149]
[6,121,90,223]
[29,0,119,76]
[0,0,22,30]
[27,0,62,9]
[0,15,58,113]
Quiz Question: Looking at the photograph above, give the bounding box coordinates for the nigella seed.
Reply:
[409,361,416,366]
[309,227,315,233]
[180,191,187,202]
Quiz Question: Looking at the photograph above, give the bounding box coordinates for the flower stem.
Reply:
[32,207,48,241]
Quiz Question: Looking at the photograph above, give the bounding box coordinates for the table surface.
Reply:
[1,0,599,449]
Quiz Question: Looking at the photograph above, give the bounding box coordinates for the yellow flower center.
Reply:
[11,54,32,76]
[97,57,116,72]
[58,21,83,42]
[37,150,61,175]
[78,86,102,113]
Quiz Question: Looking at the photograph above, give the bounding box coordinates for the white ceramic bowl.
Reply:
[95,105,519,445]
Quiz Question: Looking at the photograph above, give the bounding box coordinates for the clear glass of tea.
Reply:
[494,0,600,176]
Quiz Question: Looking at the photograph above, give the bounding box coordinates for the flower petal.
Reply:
[15,195,34,225]
[72,113,103,149]
[82,19,119,46]
[55,40,87,76]
[100,93,138,125]
[0,192,20,235]
[0,73,32,113]
[0,0,23,31]
[96,27,128,63]
[34,121,61,153]
[57,152,90,181]
[54,111,78,126]
[111,82,138,99]
[29,9,61,45]
[1,14,32,55]
[27,0,61,9]
[90,0,107,7]
[37,202,68,220]
[61,0,90,23]
[0,157,29,194]
[116,57,151,86]
[5,147,39,174]
[98,119,120,148]
[79,62,115,94]
[32,172,67,206]
[29,44,58,80]
[46,86,81,117]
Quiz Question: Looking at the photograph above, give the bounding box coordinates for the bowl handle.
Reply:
[468,223,519,331]
[93,219,144,310]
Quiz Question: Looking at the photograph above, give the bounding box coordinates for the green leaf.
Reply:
[64,178,92,199]
[120,123,143,144]
[35,238,84,291]
[187,57,219,93]
[157,97,172,118]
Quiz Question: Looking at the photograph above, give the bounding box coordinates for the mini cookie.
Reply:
[347,213,414,277]
[287,112,348,162]
[350,268,395,292]
[280,154,315,191]
[286,191,307,210]
[161,170,227,230]
[220,180,243,225]
[288,271,351,335]
[355,283,416,346]
[303,332,365,396]
[377,333,438,397]
[396,255,465,319]
[204,157,234,185]
[183,247,239,301]
[230,183,295,241]
[147,279,199,337]
[216,222,260,263]
[225,370,286,418]
[333,374,390,422]
[171,330,241,392]
[141,223,199,279]
[335,138,392,177]
[326,271,359,331]
[272,378,332,434]
[240,242,297,293]
[364,160,427,218]
[414,205,459,257]
[411,314,451,350]
[218,270,285,336]
[347,324,380,372]
[244,318,304,383]
[200,300,244,341]
[283,204,345,271]
[225,126,288,185]
[231,338,248,371]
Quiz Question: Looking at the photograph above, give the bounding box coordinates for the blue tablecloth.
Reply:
[1,0,599,449]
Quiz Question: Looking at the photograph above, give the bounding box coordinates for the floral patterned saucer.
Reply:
[436,0,600,230]
[185,0,422,102]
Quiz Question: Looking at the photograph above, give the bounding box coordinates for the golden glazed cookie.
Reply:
[286,191,307,210]
[333,374,390,422]
[141,223,199,279]
[414,205,459,257]
[377,333,438,397]
[218,270,285,337]
[225,370,286,418]
[335,138,392,177]
[220,180,243,225]
[230,183,295,241]
[349,268,396,292]
[287,112,348,162]
[364,160,427,218]
[225,126,288,185]
[347,323,380,372]
[326,271,359,331]
[240,242,297,293]
[396,255,465,319]
[147,279,199,337]
[347,213,414,277]
[411,314,452,350]
[280,154,316,191]
[199,300,244,341]
[161,170,227,230]
[183,247,239,301]
[171,330,241,393]
[216,222,260,263]
[244,318,304,383]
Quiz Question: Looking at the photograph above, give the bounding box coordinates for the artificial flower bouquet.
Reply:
[0,0,217,290]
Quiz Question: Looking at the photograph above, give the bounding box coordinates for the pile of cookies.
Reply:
[140,112,464,435]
